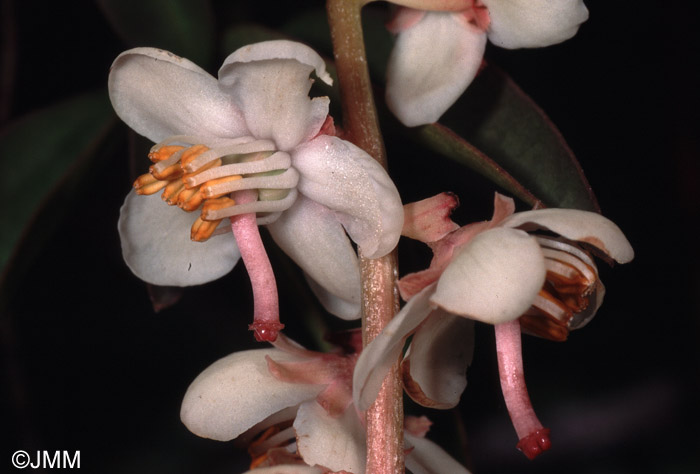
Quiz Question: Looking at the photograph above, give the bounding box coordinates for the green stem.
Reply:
[326,1,403,473]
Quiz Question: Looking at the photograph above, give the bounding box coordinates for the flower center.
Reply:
[133,135,300,241]
[247,421,301,469]
[520,236,599,341]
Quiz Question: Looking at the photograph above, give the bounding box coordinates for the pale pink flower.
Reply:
[109,41,404,339]
[354,193,633,458]
[385,0,590,126]
[181,333,471,473]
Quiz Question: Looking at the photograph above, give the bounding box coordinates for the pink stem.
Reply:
[494,319,551,460]
[229,189,283,342]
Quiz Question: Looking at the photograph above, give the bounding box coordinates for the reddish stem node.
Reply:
[229,189,283,342]
[494,319,551,460]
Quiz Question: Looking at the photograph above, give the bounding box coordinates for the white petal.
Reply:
[218,41,331,151]
[292,135,403,259]
[267,196,361,320]
[483,0,589,48]
[402,311,474,409]
[353,284,436,411]
[305,275,360,320]
[294,401,366,474]
[220,40,332,86]
[385,12,487,126]
[180,348,324,441]
[118,190,239,286]
[108,47,247,143]
[405,433,472,474]
[501,209,634,263]
[431,227,546,324]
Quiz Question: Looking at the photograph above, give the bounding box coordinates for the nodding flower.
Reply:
[109,41,403,341]
[354,192,633,459]
[384,0,589,126]
[181,333,471,473]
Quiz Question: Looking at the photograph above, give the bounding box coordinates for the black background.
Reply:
[2,1,698,473]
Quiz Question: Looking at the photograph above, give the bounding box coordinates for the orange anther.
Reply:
[183,158,223,188]
[201,175,242,199]
[161,179,186,205]
[190,215,223,242]
[179,144,210,168]
[150,162,184,181]
[201,196,236,221]
[133,173,167,195]
[179,189,205,212]
[148,145,184,163]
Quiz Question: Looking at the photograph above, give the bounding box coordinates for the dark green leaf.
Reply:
[97,0,215,67]
[285,8,596,211]
[440,66,599,211]
[414,124,541,208]
[0,91,115,277]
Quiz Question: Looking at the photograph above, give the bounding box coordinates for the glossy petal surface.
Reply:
[405,433,472,474]
[219,41,331,151]
[501,208,634,263]
[483,0,589,48]
[386,11,487,126]
[118,191,239,286]
[432,227,546,324]
[292,135,403,259]
[108,47,247,143]
[402,311,473,409]
[294,401,366,474]
[267,196,361,319]
[353,284,436,411]
[180,348,323,441]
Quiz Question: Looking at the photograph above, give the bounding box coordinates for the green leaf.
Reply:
[97,0,215,67]
[414,124,541,208]
[440,65,599,211]
[284,8,596,211]
[0,90,115,278]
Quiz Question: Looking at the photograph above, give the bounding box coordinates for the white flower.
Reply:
[109,41,404,322]
[385,0,590,126]
[180,334,470,473]
[354,193,633,457]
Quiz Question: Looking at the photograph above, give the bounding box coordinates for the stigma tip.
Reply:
[249,321,285,343]
[516,428,552,460]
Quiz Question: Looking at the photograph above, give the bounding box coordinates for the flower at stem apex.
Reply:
[384,0,590,126]
[354,192,633,458]
[109,41,404,340]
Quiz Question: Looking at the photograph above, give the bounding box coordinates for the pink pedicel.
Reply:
[229,189,284,342]
[494,319,551,460]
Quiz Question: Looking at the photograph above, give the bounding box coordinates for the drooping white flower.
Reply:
[180,333,470,473]
[108,41,404,333]
[354,193,633,458]
[385,0,590,126]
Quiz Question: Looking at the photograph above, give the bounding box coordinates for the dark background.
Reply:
[1,1,698,473]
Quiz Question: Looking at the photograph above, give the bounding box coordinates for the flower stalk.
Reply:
[495,319,551,460]
[326,0,403,472]
[229,189,284,342]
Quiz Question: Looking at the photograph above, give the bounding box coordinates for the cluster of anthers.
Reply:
[133,135,299,242]
[520,235,603,342]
